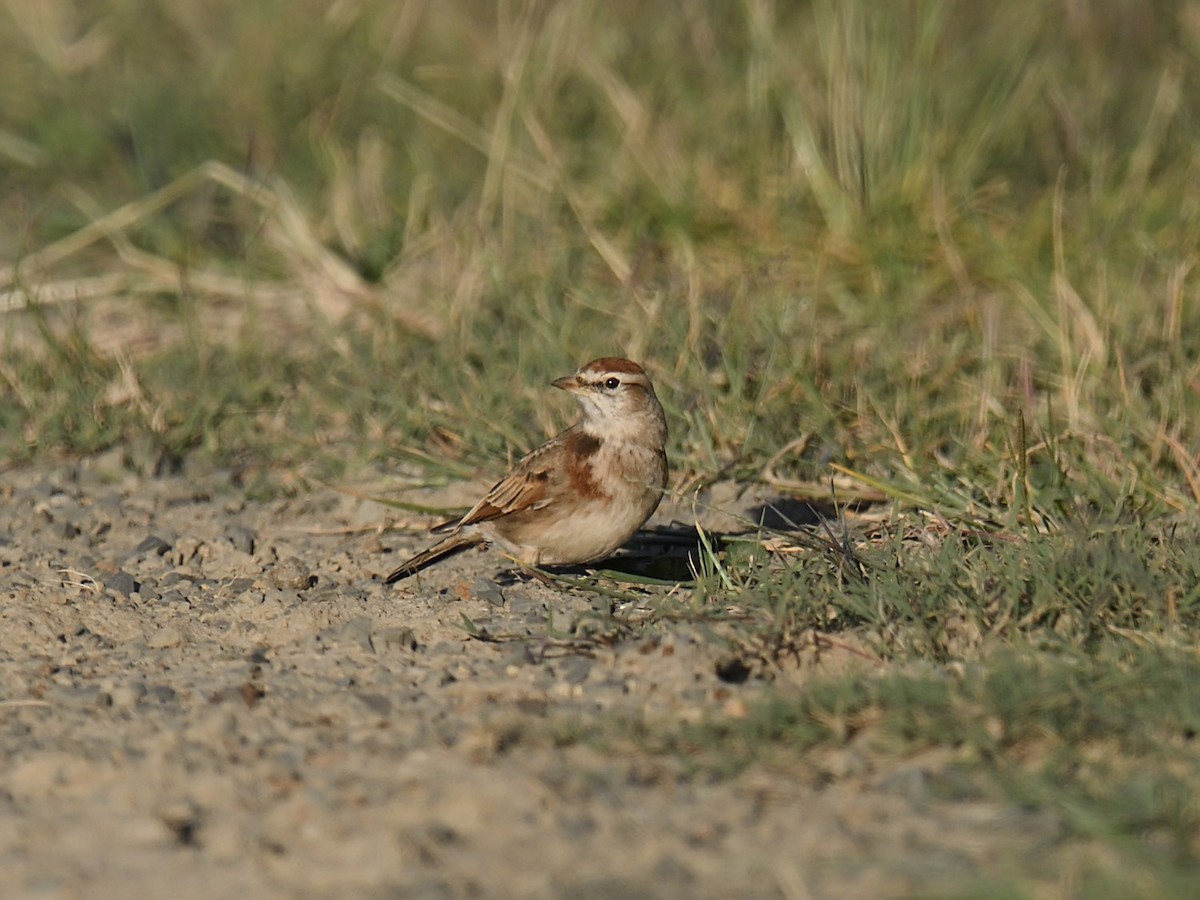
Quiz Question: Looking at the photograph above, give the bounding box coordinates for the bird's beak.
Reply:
[552,374,581,393]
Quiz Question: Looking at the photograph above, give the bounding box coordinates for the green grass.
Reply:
[656,646,1200,894]
[3,0,1200,891]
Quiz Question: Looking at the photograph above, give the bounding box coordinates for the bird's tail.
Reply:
[384,532,481,583]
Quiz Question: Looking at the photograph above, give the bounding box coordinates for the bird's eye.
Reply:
[604,377,620,390]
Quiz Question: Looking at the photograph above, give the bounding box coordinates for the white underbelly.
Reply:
[493,494,660,565]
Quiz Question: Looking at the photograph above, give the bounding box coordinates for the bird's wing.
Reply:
[454,436,565,528]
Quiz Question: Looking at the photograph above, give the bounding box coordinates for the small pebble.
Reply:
[354,693,392,716]
[557,656,594,685]
[147,625,185,649]
[224,524,257,555]
[370,626,418,654]
[268,557,314,590]
[471,578,505,606]
[145,685,178,704]
[506,592,544,617]
[504,644,541,668]
[26,479,59,501]
[54,520,81,539]
[110,683,147,709]
[318,616,374,653]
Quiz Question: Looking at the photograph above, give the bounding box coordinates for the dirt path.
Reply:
[0,460,1054,898]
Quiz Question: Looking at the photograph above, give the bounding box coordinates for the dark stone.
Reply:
[134,534,172,556]
[355,693,392,716]
[104,570,141,597]
[715,657,752,684]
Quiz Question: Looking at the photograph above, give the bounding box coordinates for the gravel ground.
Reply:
[0,458,1059,898]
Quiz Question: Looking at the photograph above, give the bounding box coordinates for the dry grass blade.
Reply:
[376,74,552,191]
[1,161,441,337]
[521,109,632,284]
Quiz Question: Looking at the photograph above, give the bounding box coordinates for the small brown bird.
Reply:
[385,357,668,583]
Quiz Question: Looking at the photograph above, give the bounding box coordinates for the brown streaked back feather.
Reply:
[455,437,564,528]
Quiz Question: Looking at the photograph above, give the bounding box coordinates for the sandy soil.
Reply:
[0,458,1058,898]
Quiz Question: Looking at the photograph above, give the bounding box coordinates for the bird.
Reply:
[385,357,668,583]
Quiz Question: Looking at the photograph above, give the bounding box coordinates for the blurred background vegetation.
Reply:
[2,0,1197,502]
